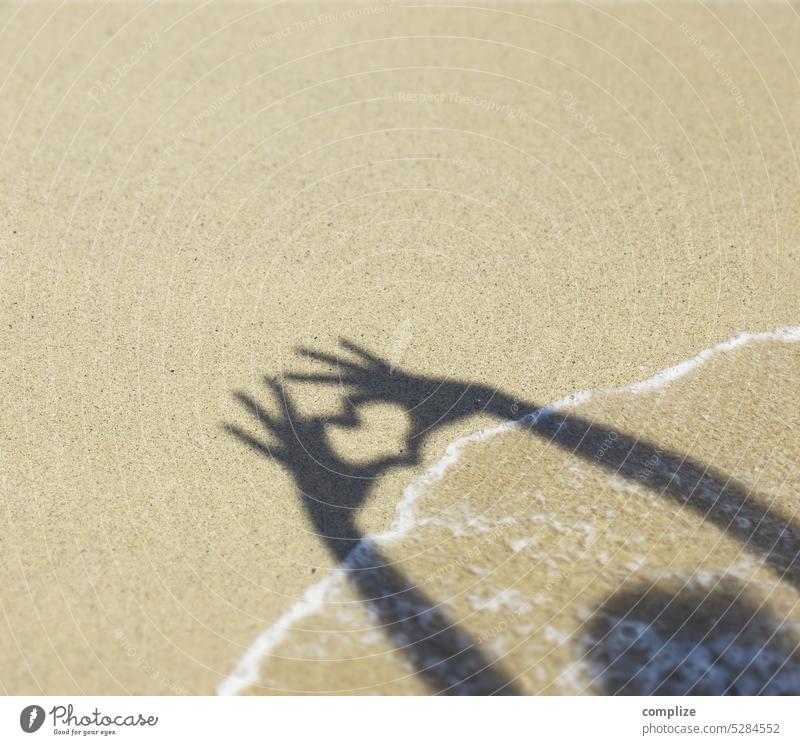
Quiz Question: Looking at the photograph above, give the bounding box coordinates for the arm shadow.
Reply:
[287,338,800,592]
[225,378,521,694]
[225,340,800,694]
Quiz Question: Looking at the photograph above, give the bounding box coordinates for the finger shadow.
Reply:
[226,379,522,695]
[290,340,800,591]
[229,340,800,694]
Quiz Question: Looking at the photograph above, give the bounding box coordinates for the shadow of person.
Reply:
[581,582,800,694]
[286,339,800,591]
[228,339,800,695]
[225,379,521,695]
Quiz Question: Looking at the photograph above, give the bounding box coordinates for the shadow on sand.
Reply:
[583,583,800,694]
[226,339,800,694]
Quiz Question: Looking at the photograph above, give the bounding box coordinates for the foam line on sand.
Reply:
[217,324,800,695]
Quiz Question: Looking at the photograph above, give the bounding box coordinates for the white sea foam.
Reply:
[217,324,800,695]
[216,571,341,696]
[526,325,800,424]
[217,421,514,695]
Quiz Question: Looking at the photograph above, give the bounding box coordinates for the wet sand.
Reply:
[252,331,800,694]
[1,2,799,694]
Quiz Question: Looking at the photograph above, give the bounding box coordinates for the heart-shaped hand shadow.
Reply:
[325,401,412,468]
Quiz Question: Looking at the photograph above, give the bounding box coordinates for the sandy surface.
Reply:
[1,1,799,694]
[248,332,800,694]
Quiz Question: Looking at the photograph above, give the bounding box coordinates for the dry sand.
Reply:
[1,1,799,694]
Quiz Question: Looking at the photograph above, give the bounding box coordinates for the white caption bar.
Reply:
[1,696,796,744]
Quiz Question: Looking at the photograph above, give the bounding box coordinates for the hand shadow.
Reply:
[287,340,800,591]
[286,340,524,464]
[225,379,521,695]
[228,339,800,695]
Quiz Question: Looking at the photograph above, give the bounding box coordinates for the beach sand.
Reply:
[248,330,800,694]
[1,1,799,694]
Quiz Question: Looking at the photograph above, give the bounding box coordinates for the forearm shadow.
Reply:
[525,411,800,590]
[342,539,520,694]
[228,342,800,695]
[225,382,521,695]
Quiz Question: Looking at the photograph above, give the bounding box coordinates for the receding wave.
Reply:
[220,327,800,695]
